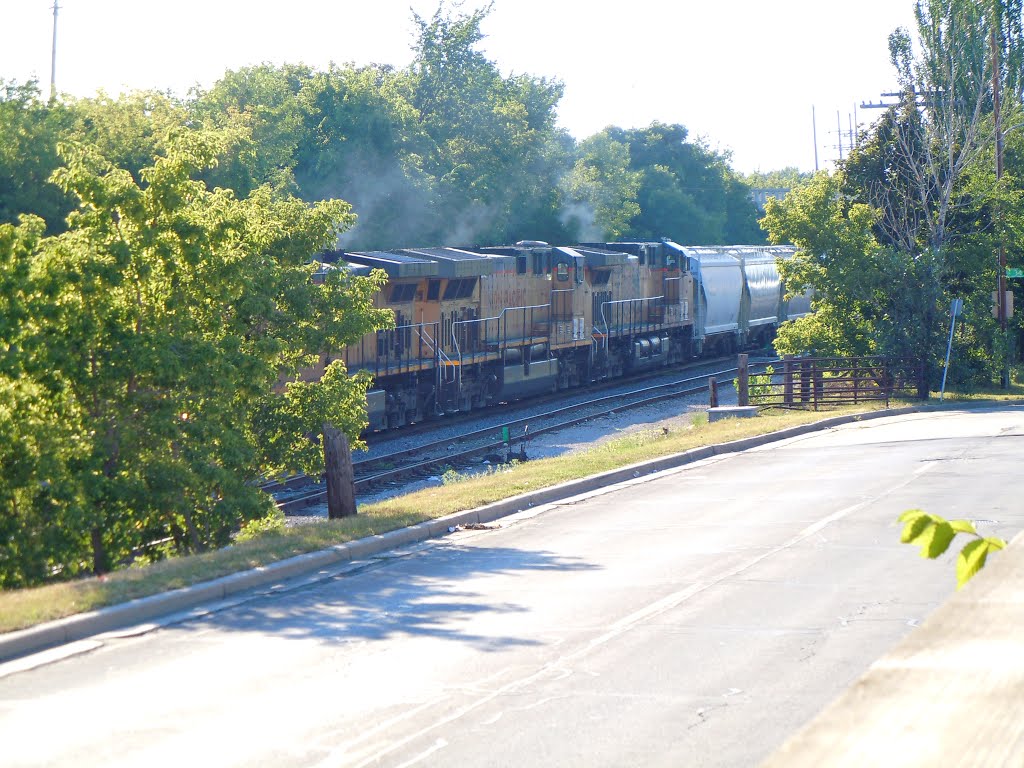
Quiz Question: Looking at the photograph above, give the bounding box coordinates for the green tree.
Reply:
[0,80,75,234]
[765,1,1024,386]
[408,3,568,243]
[190,63,313,196]
[743,167,814,189]
[0,217,86,586]
[570,122,764,244]
[880,2,1024,363]
[7,130,389,581]
[291,63,437,250]
[68,90,191,185]
[562,131,641,240]
[615,123,759,243]
[762,171,884,357]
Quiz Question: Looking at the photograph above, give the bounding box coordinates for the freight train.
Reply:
[313,240,810,431]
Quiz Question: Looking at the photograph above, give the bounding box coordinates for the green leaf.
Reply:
[949,519,977,535]
[919,520,956,559]
[897,510,960,558]
[898,508,928,523]
[901,514,932,544]
[957,539,992,588]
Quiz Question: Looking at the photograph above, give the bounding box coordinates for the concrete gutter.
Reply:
[0,406,918,664]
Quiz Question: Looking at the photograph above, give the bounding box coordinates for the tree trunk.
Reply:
[91,526,107,575]
[323,422,357,518]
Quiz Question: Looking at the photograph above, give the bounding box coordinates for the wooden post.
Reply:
[737,354,749,407]
[323,423,357,519]
[708,376,719,408]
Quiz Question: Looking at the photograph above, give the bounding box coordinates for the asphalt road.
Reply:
[2,406,1022,767]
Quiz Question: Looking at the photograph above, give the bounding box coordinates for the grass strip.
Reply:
[0,398,991,634]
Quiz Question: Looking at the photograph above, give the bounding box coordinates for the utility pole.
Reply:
[50,1,60,100]
[812,105,819,171]
[836,110,843,160]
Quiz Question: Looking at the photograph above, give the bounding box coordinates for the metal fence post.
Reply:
[800,360,811,403]
[783,355,794,406]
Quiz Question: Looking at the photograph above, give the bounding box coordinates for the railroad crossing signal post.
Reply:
[1008,268,1022,368]
[940,299,963,402]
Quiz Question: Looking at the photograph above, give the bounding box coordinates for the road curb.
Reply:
[0,405,920,664]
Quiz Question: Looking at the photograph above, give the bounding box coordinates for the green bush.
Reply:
[235,509,286,542]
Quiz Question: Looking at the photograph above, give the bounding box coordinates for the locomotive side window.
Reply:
[592,270,611,286]
[427,280,441,301]
[389,283,416,303]
[441,278,478,300]
[516,256,527,275]
[555,261,570,282]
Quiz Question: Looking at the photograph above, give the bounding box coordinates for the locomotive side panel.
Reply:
[475,245,566,399]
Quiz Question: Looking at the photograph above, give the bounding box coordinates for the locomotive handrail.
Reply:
[449,303,552,393]
[598,295,665,349]
[451,303,551,358]
[416,326,455,383]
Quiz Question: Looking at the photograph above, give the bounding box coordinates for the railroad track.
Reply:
[275,358,775,514]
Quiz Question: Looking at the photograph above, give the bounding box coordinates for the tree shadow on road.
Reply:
[176,540,601,652]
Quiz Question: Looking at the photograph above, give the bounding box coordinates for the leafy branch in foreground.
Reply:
[898,509,1007,589]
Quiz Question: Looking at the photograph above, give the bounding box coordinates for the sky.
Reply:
[4,0,920,174]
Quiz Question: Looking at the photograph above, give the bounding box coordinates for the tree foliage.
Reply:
[563,132,641,240]
[562,122,764,243]
[743,167,813,189]
[0,80,75,235]
[408,3,570,244]
[611,123,764,244]
[0,130,389,584]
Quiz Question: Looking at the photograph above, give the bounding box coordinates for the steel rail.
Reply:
[278,361,776,513]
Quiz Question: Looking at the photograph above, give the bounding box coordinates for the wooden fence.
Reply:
[742,356,924,410]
